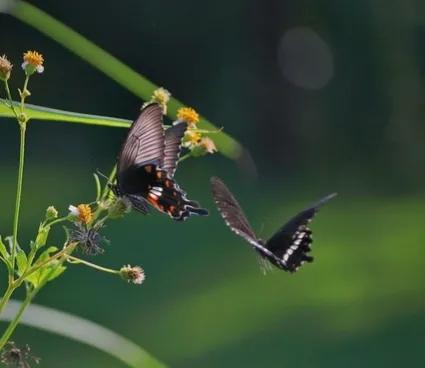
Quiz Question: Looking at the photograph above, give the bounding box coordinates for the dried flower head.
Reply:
[0,341,40,368]
[21,50,44,75]
[0,54,13,81]
[68,204,92,225]
[177,107,199,125]
[151,87,171,113]
[69,223,106,255]
[120,265,145,285]
[200,137,217,154]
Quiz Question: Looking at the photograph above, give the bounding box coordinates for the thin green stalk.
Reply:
[10,122,26,282]
[178,153,191,163]
[0,288,35,350]
[3,80,18,118]
[101,165,117,201]
[20,75,29,113]
[66,255,119,275]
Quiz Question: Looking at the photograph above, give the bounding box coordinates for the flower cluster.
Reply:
[177,106,217,156]
[68,204,106,255]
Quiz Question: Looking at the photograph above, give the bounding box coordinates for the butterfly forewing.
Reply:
[162,122,187,177]
[210,177,260,247]
[118,103,165,172]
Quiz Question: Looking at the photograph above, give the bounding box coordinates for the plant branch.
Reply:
[10,122,26,283]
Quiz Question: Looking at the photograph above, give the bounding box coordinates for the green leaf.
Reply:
[0,102,131,128]
[9,1,244,161]
[93,173,102,202]
[25,246,61,287]
[0,236,10,260]
[46,264,66,282]
[16,248,27,276]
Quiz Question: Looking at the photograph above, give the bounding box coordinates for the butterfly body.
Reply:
[114,103,208,221]
[210,176,336,273]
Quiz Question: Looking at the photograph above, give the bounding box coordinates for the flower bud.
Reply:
[45,206,58,220]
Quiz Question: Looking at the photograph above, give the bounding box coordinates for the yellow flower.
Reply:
[22,50,44,75]
[0,55,12,81]
[177,107,199,125]
[200,137,217,154]
[68,204,92,224]
[77,204,92,224]
[183,129,202,148]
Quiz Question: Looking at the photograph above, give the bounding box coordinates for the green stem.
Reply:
[101,165,117,201]
[3,80,18,118]
[178,153,191,163]
[66,255,119,275]
[20,75,30,113]
[0,289,35,351]
[10,122,27,282]
[0,284,16,316]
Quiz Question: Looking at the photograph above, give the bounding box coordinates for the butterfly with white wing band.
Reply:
[112,103,208,221]
[210,176,336,272]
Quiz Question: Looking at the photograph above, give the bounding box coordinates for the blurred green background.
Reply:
[1,1,424,367]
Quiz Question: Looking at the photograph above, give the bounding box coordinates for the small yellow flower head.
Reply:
[151,87,171,113]
[68,204,92,224]
[183,129,202,149]
[120,265,145,285]
[45,205,58,220]
[200,137,217,154]
[0,55,12,81]
[22,50,44,75]
[177,107,199,125]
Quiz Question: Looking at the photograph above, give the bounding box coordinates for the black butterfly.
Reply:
[210,177,336,272]
[112,103,208,221]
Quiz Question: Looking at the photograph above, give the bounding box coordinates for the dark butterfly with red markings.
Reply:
[210,177,336,272]
[112,103,208,221]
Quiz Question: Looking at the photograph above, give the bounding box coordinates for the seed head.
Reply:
[0,54,12,81]
[120,265,145,285]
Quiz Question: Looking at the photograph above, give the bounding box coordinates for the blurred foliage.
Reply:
[0,0,424,367]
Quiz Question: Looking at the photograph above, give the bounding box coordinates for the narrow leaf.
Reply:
[1,300,167,368]
[9,1,244,160]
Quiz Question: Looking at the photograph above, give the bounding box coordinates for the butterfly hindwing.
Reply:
[146,168,208,220]
[265,193,337,272]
